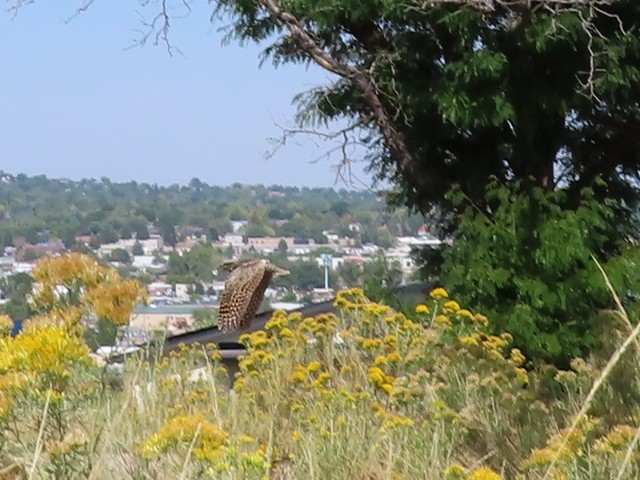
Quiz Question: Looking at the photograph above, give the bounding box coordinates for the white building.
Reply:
[98,235,164,258]
[230,220,249,234]
[174,283,191,302]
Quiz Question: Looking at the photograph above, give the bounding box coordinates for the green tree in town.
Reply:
[0,272,34,320]
[167,244,223,285]
[131,241,144,256]
[276,239,288,257]
[109,248,131,264]
[193,307,217,329]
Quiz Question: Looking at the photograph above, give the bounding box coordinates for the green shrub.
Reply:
[441,178,640,367]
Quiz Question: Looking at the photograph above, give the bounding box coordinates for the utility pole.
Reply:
[321,253,333,289]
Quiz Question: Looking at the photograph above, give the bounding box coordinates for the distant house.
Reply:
[246,236,295,253]
[417,225,430,237]
[172,239,199,255]
[132,255,166,273]
[313,254,369,270]
[218,233,244,248]
[174,283,191,302]
[267,191,286,198]
[0,256,15,273]
[75,235,92,246]
[180,226,205,240]
[396,235,442,248]
[385,249,415,271]
[230,220,249,234]
[22,241,66,257]
[147,281,173,297]
[99,235,164,257]
[13,262,34,274]
[323,230,339,243]
[129,304,199,336]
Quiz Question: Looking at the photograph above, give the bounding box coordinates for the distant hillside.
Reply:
[0,172,426,250]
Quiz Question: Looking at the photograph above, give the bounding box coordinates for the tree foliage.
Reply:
[212,0,640,222]
[205,0,640,363]
[0,273,33,320]
[166,244,223,285]
[442,178,640,366]
[30,253,148,327]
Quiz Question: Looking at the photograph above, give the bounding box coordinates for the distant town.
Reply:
[0,172,442,349]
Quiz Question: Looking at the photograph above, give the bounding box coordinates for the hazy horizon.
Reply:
[0,168,379,191]
[1,2,374,189]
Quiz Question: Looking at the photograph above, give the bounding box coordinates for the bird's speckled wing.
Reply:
[218,262,267,332]
[239,271,274,330]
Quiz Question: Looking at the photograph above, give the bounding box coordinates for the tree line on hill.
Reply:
[0,172,427,251]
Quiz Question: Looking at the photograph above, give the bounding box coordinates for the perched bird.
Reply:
[217,259,290,332]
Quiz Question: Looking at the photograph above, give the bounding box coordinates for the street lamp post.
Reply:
[320,253,333,289]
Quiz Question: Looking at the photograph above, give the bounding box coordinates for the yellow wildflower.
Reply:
[241,451,269,470]
[1,324,92,386]
[310,372,331,389]
[279,327,294,339]
[374,355,388,366]
[469,467,503,480]
[368,366,386,386]
[139,411,228,461]
[459,335,480,346]
[382,414,414,429]
[291,366,307,383]
[430,287,448,300]
[87,278,147,325]
[515,367,529,385]
[385,352,402,363]
[380,383,394,395]
[434,314,452,328]
[415,304,430,314]
[306,361,322,373]
[401,319,421,331]
[473,313,489,326]
[443,300,460,314]
[265,314,287,330]
[383,334,398,347]
[595,425,636,454]
[443,464,468,479]
[361,338,383,349]
[510,348,526,366]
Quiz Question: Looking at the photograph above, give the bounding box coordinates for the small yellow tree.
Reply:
[0,253,148,478]
[28,252,148,332]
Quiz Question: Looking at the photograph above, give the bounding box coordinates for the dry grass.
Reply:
[2,278,640,479]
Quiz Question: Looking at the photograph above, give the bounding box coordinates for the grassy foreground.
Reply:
[1,283,640,479]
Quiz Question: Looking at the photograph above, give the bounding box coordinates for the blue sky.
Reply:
[0,1,372,188]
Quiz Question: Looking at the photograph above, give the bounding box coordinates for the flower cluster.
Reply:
[139,411,229,461]
[0,324,93,393]
[30,253,148,328]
